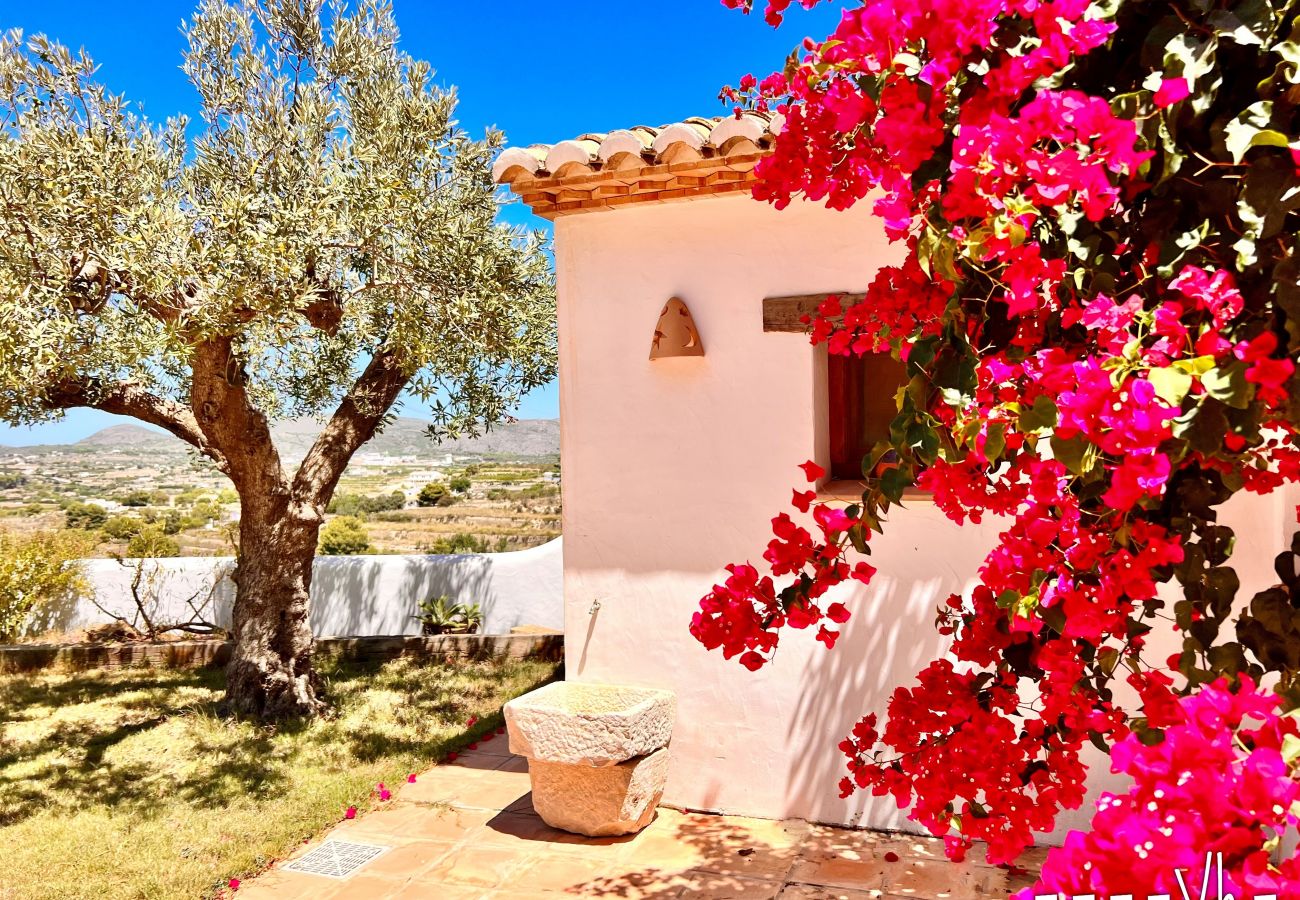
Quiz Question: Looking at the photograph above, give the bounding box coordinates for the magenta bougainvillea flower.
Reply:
[1152,77,1191,107]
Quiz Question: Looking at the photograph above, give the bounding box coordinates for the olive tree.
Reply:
[0,0,556,718]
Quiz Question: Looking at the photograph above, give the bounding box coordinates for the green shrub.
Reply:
[425,532,490,554]
[417,482,448,507]
[449,476,471,493]
[0,529,91,640]
[159,509,184,535]
[64,501,107,530]
[318,516,372,556]
[331,490,406,516]
[127,525,180,558]
[101,515,145,540]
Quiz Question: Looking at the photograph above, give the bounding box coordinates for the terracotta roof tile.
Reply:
[491,112,782,186]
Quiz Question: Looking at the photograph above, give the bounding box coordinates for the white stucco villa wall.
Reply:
[43,539,563,639]
[552,190,1298,839]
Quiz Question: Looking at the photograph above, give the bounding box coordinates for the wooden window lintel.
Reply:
[761,291,867,333]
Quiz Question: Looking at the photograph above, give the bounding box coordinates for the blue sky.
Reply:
[0,0,841,445]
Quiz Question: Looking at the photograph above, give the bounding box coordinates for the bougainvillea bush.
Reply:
[694,0,1300,893]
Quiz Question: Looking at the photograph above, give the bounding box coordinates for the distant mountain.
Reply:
[271,417,560,460]
[75,424,176,449]
[1,416,560,461]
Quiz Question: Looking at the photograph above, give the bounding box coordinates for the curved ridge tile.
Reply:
[597,130,654,164]
[491,146,546,184]
[651,123,709,157]
[545,139,601,174]
[708,114,768,150]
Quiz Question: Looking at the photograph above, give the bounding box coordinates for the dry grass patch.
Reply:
[0,655,558,900]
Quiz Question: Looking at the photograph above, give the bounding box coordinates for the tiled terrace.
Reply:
[237,732,1042,899]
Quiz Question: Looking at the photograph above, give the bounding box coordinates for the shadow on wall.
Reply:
[308,553,489,636]
[61,539,563,639]
[784,510,1004,833]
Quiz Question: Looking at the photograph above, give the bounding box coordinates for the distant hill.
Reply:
[2,417,559,461]
[74,424,176,448]
[271,417,560,460]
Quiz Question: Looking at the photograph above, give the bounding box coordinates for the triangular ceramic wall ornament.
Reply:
[649,297,704,359]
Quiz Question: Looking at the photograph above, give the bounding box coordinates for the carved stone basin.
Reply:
[504,681,676,766]
[503,681,677,836]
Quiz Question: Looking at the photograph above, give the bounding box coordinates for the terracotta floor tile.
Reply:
[224,871,338,900]
[237,866,345,899]
[401,765,528,805]
[337,804,495,844]
[496,851,613,893]
[888,857,1008,899]
[398,767,487,803]
[449,754,511,771]
[801,825,888,860]
[420,844,532,889]
[355,840,457,880]
[787,851,889,893]
[503,791,535,815]
[494,755,530,773]
[777,885,885,900]
[668,813,805,881]
[435,768,532,812]
[471,810,587,849]
[564,868,689,899]
[544,832,644,861]
[467,733,514,755]
[673,871,784,899]
[791,850,1009,899]
[691,842,800,881]
[387,883,483,900]
[870,834,948,863]
[325,871,408,899]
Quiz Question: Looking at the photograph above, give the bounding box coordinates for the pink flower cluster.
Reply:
[1023,679,1300,900]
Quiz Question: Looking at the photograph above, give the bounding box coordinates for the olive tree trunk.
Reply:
[207,347,410,720]
[223,498,326,719]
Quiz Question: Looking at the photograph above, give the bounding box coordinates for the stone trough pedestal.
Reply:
[503,682,676,837]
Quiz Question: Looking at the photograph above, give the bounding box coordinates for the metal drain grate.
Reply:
[282,840,390,879]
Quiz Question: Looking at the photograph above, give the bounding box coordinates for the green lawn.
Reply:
[0,654,558,900]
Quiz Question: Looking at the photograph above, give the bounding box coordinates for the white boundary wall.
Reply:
[48,538,563,638]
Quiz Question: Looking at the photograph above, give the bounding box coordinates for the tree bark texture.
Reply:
[223,498,326,719]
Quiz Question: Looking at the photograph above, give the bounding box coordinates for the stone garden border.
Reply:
[0,632,562,675]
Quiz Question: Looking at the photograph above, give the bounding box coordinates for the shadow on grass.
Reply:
[0,655,559,830]
[0,668,223,721]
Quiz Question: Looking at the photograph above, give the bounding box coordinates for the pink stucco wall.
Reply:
[553,191,1298,837]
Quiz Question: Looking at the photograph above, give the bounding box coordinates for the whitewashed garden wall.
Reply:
[52,539,563,638]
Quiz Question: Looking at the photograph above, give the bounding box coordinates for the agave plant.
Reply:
[414,595,482,635]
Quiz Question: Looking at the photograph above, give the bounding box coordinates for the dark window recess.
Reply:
[828,353,909,481]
